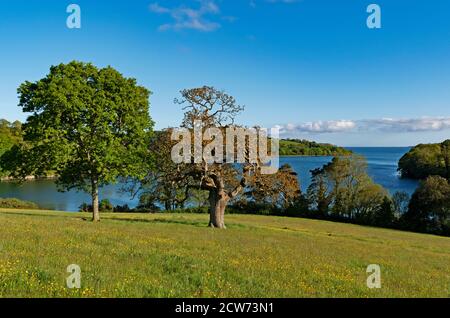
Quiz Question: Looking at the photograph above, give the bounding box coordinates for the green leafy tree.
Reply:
[307,168,332,217]
[402,176,450,235]
[307,155,387,221]
[2,61,153,221]
[371,197,396,228]
[0,119,23,177]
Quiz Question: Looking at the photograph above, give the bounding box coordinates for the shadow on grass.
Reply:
[0,210,81,220]
[106,216,250,230]
[0,210,251,230]
[107,217,206,227]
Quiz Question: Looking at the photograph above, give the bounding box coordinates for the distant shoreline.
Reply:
[280,154,338,157]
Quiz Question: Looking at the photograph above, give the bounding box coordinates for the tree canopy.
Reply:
[398,140,450,180]
[307,155,388,223]
[402,176,450,235]
[1,61,153,221]
[0,119,22,177]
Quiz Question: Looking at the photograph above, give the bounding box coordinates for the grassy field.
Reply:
[0,209,449,298]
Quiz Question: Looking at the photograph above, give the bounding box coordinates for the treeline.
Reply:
[138,149,450,236]
[279,139,352,156]
[300,156,450,236]
[398,140,450,179]
[394,140,450,236]
[233,155,409,229]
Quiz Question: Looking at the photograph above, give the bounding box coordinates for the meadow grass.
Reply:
[0,209,449,298]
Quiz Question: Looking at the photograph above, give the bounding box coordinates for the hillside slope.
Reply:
[0,210,449,297]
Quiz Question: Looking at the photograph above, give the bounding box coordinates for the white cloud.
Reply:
[278,120,356,134]
[361,117,450,132]
[150,0,298,31]
[278,117,450,135]
[149,1,221,32]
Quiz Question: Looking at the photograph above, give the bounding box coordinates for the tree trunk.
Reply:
[208,189,229,229]
[92,179,100,222]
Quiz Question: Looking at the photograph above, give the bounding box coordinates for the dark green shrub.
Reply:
[113,204,133,213]
[99,199,113,212]
[79,199,114,212]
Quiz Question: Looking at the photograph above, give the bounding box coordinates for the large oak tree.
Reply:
[3,61,153,221]
[168,86,279,228]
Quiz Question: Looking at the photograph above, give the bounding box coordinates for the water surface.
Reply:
[0,147,418,211]
[281,147,418,195]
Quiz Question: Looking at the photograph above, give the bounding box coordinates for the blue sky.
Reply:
[0,0,449,146]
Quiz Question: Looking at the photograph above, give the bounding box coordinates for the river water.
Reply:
[0,147,418,211]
